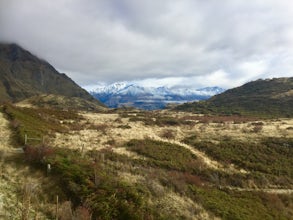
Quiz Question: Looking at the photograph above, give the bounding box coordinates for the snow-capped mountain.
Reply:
[87,82,225,110]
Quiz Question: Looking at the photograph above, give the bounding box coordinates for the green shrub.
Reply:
[189,186,290,220]
[125,139,202,172]
[2,104,81,145]
[183,136,293,180]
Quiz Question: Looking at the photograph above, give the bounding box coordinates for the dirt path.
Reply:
[155,138,249,174]
[0,111,50,219]
[226,186,293,194]
[58,112,248,175]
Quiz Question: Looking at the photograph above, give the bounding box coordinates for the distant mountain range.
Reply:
[2,43,291,116]
[0,43,104,109]
[176,77,293,117]
[87,82,225,110]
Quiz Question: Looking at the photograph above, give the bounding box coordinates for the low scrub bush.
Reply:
[183,136,293,181]
[88,123,109,134]
[2,104,75,145]
[24,145,54,163]
[125,139,202,172]
[160,129,176,139]
[252,124,263,133]
[189,186,291,220]
[117,124,132,129]
[44,148,161,219]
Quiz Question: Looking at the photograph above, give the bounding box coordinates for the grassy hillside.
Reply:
[17,94,106,111]
[176,77,293,117]
[0,43,103,108]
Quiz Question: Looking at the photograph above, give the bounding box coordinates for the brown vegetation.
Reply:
[1,104,293,219]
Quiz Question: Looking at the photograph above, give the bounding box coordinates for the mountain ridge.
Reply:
[175,77,293,117]
[0,43,103,108]
[87,82,225,110]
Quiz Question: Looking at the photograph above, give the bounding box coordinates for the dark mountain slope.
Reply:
[175,77,293,117]
[0,43,102,106]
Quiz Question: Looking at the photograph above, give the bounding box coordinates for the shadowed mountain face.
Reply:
[0,43,101,105]
[176,77,293,117]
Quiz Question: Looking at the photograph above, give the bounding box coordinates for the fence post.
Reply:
[47,164,51,176]
[56,195,59,220]
[24,134,27,145]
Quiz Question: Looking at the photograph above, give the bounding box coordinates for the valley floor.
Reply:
[50,110,293,219]
[1,105,293,219]
[52,111,293,173]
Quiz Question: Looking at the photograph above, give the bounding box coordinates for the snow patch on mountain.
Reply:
[91,82,129,94]
[86,82,225,110]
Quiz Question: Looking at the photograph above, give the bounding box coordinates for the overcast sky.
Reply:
[1,0,293,89]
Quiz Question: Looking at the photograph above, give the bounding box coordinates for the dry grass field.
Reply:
[49,110,293,219]
[52,111,292,170]
[1,104,293,219]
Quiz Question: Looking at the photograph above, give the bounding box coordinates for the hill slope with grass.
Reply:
[0,43,103,107]
[175,77,293,117]
[17,94,106,111]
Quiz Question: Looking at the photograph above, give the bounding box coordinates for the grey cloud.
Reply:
[0,0,292,88]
